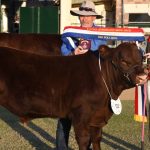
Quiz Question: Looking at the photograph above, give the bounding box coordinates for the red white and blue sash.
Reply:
[62,26,145,41]
[134,85,147,122]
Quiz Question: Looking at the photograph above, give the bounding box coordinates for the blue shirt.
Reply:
[61,26,107,56]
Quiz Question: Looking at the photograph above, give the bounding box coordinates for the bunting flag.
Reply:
[62,26,145,42]
[134,85,147,122]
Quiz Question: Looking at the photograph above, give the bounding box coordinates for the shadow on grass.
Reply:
[28,122,55,144]
[102,132,140,150]
[0,106,141,150]
[0,107,56,150]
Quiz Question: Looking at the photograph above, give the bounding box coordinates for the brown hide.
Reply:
[0,43,144,150]
[0,33,62,55]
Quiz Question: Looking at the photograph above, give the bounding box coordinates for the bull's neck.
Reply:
[100,58,132,99]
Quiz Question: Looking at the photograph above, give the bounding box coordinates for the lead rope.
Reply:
[98,52,112,99]
[141,83,147,150]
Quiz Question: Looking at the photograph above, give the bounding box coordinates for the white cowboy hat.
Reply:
[70,0,103,19]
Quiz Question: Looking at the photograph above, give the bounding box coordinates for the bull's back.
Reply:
[0,33,62,55]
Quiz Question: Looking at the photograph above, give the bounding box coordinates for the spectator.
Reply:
[146,35,150,53]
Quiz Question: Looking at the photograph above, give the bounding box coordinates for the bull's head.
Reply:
[99,42,147,86]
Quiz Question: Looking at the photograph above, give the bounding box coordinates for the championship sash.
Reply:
[62,26,145,41]
[62,26,145,51]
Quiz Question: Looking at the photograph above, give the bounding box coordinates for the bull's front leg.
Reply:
[73,122,91,150]
[90,127,102,150]
[72,113,90,150]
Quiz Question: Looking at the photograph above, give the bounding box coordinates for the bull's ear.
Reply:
[98,45,111,59]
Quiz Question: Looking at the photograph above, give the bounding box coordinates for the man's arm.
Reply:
[61,43,73,56]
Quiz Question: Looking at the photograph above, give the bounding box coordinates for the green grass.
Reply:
[0,100,149,150]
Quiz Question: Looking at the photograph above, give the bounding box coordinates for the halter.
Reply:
[98,51,141,102]
[111,60,141,84]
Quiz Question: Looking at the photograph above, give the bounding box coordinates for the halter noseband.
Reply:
[111,60,141,84]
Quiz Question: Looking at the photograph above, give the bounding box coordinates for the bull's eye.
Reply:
[121,59,131,67]
[121,59,128,66]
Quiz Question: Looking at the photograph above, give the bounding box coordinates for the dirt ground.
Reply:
[119,88,135,100]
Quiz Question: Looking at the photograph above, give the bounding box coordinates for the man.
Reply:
[61,0,106,56]
[56,0,107,150]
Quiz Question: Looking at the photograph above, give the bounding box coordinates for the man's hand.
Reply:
[136,74,148,85]
[144,53,150,58]
[74,46,88,55]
